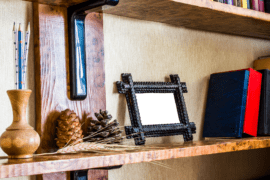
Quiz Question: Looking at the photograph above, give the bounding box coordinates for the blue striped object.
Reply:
[18,28,23,89]
[203,70,250,138]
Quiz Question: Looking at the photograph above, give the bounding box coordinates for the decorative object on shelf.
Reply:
[257,69,270,136]
[67,0,118,100]
[86,110,123,144]
[55,109,84,148]
[13,22,30,90]
[0,90,40,159]
[57,142,146,154]
[116,73,196,145]
[203,68,262,138]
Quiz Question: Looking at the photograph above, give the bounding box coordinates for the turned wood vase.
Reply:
[0,90,40,158]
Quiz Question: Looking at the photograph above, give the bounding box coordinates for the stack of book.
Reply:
[211,0,270,13]
[203,68,263,138]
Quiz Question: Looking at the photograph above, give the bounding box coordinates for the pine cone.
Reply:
[86,110,123,144]
[55,109,84,148]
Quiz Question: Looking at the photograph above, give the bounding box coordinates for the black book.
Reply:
[258,69,270,136]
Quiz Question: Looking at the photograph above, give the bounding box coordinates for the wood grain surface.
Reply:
[0,137,269,178]
[0,90,40,159]
[24,0,270,38]
[103,0,270,40]
[33,2,106,179]
[88,169,108,180]
[33,2,105,154]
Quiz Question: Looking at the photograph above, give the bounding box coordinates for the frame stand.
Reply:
[117,73,196,145]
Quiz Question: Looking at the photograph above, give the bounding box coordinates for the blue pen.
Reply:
[18,24,23,89]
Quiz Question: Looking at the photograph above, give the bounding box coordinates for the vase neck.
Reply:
[6,90,33,130]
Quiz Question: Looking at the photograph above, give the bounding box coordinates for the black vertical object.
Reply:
[265,0,270,13]
[67,0,118,100]
[117,73,196,145]
[70,170,88,180]
[257,69,270,136]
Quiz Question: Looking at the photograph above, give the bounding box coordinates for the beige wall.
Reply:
[104,14,270,179]
[1,0,270,179]
[0,0,34,179]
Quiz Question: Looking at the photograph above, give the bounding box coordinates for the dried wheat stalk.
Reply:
[57,142,144,154]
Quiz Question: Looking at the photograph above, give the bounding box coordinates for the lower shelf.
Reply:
[1,137,270,178]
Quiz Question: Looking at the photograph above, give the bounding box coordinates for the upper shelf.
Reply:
[103,0,270,40]
[25,0,270,40]
[1,137,270,178]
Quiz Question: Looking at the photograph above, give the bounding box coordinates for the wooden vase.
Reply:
[0,90,40,159]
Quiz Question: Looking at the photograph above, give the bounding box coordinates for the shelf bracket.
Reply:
[68,0,119,100]
[70,166,122,180]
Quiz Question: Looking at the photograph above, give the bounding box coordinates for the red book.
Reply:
[242,68,262,137]
[259,0,265,12]
[252,0,259,10]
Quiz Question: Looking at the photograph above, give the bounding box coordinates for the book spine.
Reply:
[252,0,256,9]
[242,0,248,8]
[253,0,259,10]
[242,68,262,137]
[238,71,250,137]
[265,0,270,13]
[257,70,270,136]
[247,0,251,8]
[266,71,270,134]
[218,0,224,3]
[259,0,265,11]
[228,0,234,4]
[236,0,242,6]
[224,0,228,3]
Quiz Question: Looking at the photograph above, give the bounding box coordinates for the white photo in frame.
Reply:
[136,93,179,125]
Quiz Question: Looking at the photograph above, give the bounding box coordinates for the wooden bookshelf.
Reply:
[17,0,270,179]
[0,137,270,178]
[24,0,270,40]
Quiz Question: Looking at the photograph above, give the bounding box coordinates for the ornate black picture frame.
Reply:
[116,73,196,145]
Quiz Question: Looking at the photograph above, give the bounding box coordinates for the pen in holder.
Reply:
[0,90,40,158]
[14,22,30,89]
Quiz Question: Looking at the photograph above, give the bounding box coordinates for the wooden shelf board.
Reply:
[22,0,270,39]
[1,137,270,178]
[103,0,270,40]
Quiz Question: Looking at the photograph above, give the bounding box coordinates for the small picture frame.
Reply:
[117,73,196,145]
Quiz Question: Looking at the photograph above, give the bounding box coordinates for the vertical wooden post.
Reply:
[33,3,106,179]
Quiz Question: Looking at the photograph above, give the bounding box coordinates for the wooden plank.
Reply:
[24,0,270,39]
[103,0,270,40]
[88,169,108,180]
[0,137,270,178]
[42,172,69,180]
[33,2,106,179]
